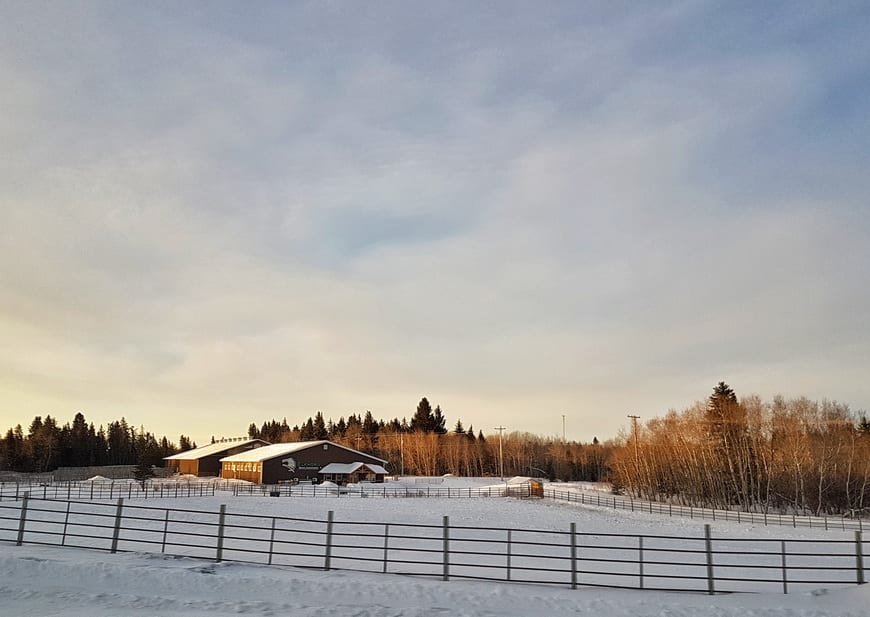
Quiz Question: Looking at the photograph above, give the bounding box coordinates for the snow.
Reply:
[1,477,868,616]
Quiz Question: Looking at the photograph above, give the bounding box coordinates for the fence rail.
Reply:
[0,496,865,595]
[0,482,215,501]
[230,483,532,498]
[543,488,868,532]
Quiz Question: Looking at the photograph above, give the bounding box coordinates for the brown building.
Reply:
[164,439,270,477]
[219,440,389,484]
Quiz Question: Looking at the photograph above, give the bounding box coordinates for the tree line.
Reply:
[248,397,614,480]
[610,382,870,516]
[6,386,866,513]
[0,412,194,473]
[0,398,612,481]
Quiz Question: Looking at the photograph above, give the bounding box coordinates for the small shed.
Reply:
[163,439,269,477]
[318,462,388,485]
[219,440,389,484]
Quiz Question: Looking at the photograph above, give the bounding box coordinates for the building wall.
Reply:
[177,460,199,476]
[259,443,388,484]
[177,440,269,477]
[220,461,261,483]
[320,468,386,484]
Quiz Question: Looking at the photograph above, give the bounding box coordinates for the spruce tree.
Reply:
[411,397,434,433]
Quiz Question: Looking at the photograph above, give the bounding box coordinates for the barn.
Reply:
[163,439,270,477]
[219,440,389,484]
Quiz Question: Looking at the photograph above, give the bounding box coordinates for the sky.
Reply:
[1,1,869,444]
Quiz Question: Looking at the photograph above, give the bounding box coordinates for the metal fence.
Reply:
[230,483,532,498]
[543,488,868,532]
[0,496,865,594]
[0,481,215,501]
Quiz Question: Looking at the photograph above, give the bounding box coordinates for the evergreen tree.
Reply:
[313,412,328,440]
[411,397,434,433]
[454,420,465,435]
[179,435,195,451]
[362,411,379,436]
[300,418,315,440]
[432,405,447,434]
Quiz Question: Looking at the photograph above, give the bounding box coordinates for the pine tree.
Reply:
[410,397,434,433]
[313,412,328,440]
[300,418,315,440]
[454,420,465,435]
[432,406,447,434]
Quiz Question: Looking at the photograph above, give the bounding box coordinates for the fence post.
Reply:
[382,523,390,573]
[506,529,512,581]
[570,522,577,589]
[324,510,334,570]
[215,504,226,562]
[781,540,788,594]
[61,501,72,546]
[16,492,29,546]
[442,515,451,581]
[857,531,865,585]
[704,524,714,595]
[268,517,277,565]
[638,536,644,590]
[110,498,124,554]
[161,510,170,553]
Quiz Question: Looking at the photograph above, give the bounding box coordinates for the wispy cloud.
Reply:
[1,2,868,440]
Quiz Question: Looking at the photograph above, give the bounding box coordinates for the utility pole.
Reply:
[627,415,640,462]
[494,426,506,480]
[562,414,566,442]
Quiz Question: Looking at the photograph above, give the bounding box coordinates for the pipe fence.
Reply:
[543,488,867,532]
[0,481,215,501]
[0,496,865,595]
[229,483,532,498]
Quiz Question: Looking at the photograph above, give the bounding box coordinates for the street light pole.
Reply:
[494,426,506,480]
[562,414,566,442]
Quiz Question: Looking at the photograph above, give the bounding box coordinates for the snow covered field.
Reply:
[1,477,869,616]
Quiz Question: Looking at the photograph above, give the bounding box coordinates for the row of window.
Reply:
[224,462,261,472]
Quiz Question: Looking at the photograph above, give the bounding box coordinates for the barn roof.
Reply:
[219,440,388,464]
[319,462,389,475]
[164,439,268,461]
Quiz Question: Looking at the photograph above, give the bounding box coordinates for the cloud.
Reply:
[0,2,868,440]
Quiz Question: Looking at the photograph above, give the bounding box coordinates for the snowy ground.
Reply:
[1,477,869,616]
